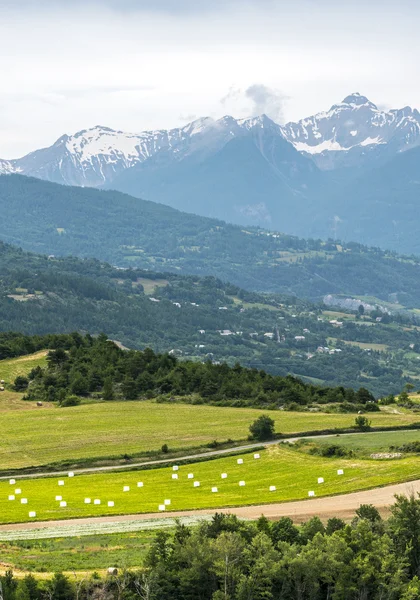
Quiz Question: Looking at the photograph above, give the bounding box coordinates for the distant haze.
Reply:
[1,0,419,156]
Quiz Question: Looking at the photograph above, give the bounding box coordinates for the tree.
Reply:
[325,517,345,535]
[389,493,420,577]
[44,573,74,600]
[354,415,371,431]
[249,415,275,441]
[14,375,29,392]
[358,304,365,316]
[356,504,382,524]
[355,387,375,404]
[102,377,114,401]
[122,377,137,400]
[15,581,30,600]
[70,374,88,396]
[271,517,300,545]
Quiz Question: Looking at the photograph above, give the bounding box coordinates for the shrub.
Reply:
[60,395,81,407]
[161,444,169,453]
[354,415,371,431]
[14,375,29,391]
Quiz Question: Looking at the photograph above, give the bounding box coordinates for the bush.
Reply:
[249,414,276,441]
[354,415,371,431]
[60,395,81,407]
[161,444,169,453]
[14,375,29,392]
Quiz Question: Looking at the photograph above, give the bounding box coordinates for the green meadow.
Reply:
[1,446,420,525]
[2,401,420,470]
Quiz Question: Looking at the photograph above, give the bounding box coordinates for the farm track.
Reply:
[1,477,419,539]
[0,430,406,481]
[1,429,419,482]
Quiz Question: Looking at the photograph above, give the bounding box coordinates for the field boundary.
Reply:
[2,424,420,480]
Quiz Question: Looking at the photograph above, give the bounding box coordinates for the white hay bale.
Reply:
[308,491,315,497]
[239,481,245,487]
[164,499,171,505]
[29,511,36,518]
[15,489,21,495]
[317,477,324,484]
[58,480,64,486]
[269,485,276,492]
[21,498,28,504]
[55,495,62,501]
[172,474,178,480]
[94,499,101,505]
[173,465,179,471]
[237,458,244,465]
[188,473,194,479]
[68,472,74,478]
[254,453,260,459]
[211,487,218,493]
[137,482,143,487]
[158,504,166,511]
[123,486,130,492]
[60,501,67,507]
[337,469,344,475]
[108,501,115,507]
[84,498,91,504]
[9,479,15,485]
[221,473,227,479]
[8,495,15,501]
[193,481,200,487]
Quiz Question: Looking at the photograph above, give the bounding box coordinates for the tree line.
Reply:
[15,333,376,408]
[3,495,420,599]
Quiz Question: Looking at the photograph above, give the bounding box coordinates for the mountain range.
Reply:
[1,93,420,253]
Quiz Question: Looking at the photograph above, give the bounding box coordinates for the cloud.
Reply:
[245,84,288,122]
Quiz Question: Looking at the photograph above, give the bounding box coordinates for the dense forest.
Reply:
[1,242,420,396]
[3,495,420,599]
[11,333,377,409]
[2,176,420,304]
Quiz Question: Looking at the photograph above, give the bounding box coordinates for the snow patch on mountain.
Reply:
[282,92,420,169]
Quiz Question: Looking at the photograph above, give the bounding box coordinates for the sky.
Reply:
[1,0,420,157]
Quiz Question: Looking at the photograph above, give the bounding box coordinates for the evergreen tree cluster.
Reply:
[3,495,420,599]
[17,333,376,408]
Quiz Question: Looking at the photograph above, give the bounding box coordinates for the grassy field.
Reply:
[309,430,420,451]
[0,530,156,573]
[2,400,420,470]
[2,445,420,525]
[0,352,49,412]
[0,351,48,386]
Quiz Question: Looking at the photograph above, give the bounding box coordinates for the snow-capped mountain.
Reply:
[5,115,283,188]
[281,93,420,170]
[2,93,419,186]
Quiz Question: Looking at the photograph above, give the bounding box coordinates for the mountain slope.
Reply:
[108,124,323,227]
[2,175,420,307]
[1,239,420,397]
[308,145,420,252]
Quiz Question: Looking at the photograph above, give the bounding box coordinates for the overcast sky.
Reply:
[1,0,419,157]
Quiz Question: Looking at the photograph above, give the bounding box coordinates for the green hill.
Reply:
[2,175,420,306]
[0,241,420,396]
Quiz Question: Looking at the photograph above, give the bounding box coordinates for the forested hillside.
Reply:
[12,332,374,408]
[2,176,420,305]
[1,242,420,396]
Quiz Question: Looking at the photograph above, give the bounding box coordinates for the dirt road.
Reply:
[2,430,414,482]
[1,477,419,539]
